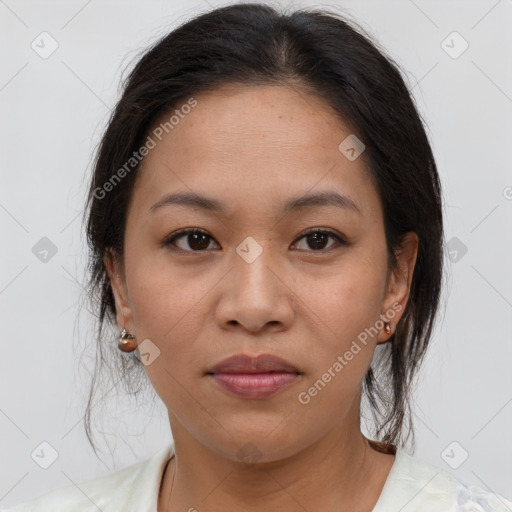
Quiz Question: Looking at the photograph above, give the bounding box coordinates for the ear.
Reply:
[376,231,419,344]
[104,248,135,333]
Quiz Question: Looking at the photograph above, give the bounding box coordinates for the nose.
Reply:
[214,242,295,335]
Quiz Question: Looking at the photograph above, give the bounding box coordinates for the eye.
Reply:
[292,229,348,252]
[163,228,219,252]
[163,227,348,254]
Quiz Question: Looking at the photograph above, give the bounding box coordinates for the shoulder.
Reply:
[374,449,512,512]
[0,443,174,512]
[456,483,512,512]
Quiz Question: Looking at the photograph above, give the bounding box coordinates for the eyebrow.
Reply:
[149,190,362,216]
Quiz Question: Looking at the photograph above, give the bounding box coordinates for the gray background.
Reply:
[1,0,511,507]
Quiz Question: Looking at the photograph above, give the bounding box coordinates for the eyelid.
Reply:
[163,228,217,251]
[292,228,348,252]
[297,227,348,243]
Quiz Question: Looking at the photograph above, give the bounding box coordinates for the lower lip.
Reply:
[209,372,300,399]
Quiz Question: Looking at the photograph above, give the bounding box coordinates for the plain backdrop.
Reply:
[1,0,511,507]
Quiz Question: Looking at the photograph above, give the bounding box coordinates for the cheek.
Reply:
[308,253,387,334]
[125,262,214,409]
[125,242,202,332]
[289,275,387,435]
[123,247,213,380]
[297,251,388,379]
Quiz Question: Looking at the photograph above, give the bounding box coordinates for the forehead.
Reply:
[131,83,380,221]
[149,83,353,159]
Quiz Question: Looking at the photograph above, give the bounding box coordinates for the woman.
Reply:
[3,3,511,511]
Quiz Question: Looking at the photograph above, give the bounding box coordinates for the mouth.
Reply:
[206,353,303,400]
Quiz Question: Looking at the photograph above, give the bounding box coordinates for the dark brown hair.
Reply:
[82,2,444,456]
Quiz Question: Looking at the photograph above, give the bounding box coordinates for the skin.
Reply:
[105,83,418,512]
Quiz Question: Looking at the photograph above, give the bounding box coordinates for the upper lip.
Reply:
[207,353,302,374]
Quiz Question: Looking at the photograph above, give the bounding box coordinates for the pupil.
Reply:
[189,233,209,250]
[308,233,327,250]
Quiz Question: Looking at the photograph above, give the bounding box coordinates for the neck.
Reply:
[158,423,394,512]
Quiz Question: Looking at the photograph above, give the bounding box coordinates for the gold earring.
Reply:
[384,321,392,335]
[118,328,138,352]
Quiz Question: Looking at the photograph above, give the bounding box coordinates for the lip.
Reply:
[206,353,302,400]
[207,353,301,375]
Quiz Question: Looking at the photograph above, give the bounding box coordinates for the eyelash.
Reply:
[163,228,348,254]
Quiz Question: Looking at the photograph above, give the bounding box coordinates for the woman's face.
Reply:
[106,83,417,463]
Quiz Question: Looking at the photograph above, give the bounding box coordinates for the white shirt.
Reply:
[2,442,511,511]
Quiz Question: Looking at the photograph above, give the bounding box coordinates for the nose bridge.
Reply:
[233,234,278,298]
[215,234,293,333]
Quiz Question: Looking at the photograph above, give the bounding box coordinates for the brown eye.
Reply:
[293,229,347,252]
[164,229,218,252]
[164,228,348,254]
